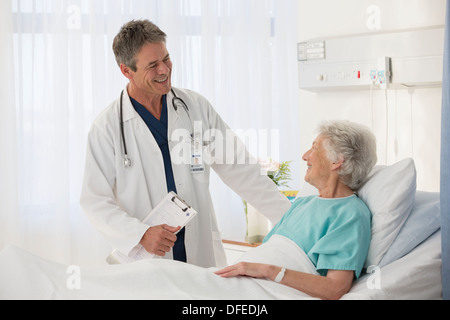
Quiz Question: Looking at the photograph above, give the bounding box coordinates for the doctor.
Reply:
[80,19,291,268]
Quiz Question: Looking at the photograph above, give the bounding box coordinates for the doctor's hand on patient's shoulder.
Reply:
[139,225,181,256]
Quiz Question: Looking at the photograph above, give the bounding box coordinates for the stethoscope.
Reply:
[120,88,191,168]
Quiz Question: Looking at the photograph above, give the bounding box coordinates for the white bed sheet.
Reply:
[0,235,316,300]
[0,232,442,300]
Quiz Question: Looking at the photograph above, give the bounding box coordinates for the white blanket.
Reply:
[0,235,318,300]
[0,232,442,300]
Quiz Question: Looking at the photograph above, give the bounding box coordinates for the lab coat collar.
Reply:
[121,88,137,123]
[121,86,179,124]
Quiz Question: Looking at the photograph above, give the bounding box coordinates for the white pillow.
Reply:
[357,158,417,268]
[378,191,440,268]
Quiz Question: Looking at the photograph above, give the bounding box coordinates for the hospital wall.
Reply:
[297,0,446,192]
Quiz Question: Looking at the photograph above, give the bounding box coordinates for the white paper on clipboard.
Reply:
[106,192,197,264]
[141,192,197,228]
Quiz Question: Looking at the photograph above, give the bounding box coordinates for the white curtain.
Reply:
[0,0,20,257]
[0,0,299,267]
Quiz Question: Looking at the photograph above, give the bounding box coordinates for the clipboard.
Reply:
[106,192,197,264]
[141,191,197,228]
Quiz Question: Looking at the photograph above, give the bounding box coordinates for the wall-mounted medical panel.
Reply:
[298,27,444,91]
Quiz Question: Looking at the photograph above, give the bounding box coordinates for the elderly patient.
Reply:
[216,120,377,300]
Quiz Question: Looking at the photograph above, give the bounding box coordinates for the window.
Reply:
[9,0,299,248]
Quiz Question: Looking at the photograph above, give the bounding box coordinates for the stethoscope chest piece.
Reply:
[123,155,132,168]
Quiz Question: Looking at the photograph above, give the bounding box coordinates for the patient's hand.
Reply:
[215,262,354,300]
[214,262,281,281]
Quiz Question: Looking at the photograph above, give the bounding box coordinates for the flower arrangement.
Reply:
[242,159,293,243]
[258,158,292,189]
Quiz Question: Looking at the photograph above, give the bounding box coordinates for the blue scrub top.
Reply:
[264,195,371,279]
[130,95,186,262]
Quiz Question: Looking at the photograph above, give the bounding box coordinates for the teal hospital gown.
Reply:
[263,195,371,279]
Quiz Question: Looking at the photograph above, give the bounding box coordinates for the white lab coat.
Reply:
[80,87,291,268]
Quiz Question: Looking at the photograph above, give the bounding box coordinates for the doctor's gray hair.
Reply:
[317,120,377,190]
[113,19,167,72]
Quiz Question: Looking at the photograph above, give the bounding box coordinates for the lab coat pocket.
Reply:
[189,143,209,184]
[192,163,210,184]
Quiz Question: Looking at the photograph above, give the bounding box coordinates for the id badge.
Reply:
[190,121,205,174]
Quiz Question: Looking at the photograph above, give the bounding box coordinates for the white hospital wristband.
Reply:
[274,267,286,283]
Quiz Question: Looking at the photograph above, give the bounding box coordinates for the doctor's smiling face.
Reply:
[121,41,173,100]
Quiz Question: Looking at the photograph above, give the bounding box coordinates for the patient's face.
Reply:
[302,135,332,188]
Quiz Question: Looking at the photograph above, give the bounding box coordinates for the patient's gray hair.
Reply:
[317,120,377,190]
[113,19,167,72]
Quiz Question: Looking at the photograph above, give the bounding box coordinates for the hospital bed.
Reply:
[0,159,442,300]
